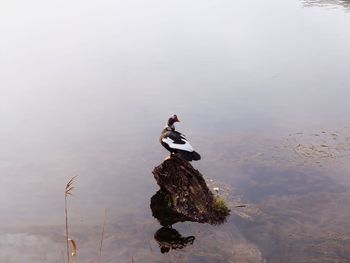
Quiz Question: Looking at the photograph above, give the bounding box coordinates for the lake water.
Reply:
[1,0,350,262]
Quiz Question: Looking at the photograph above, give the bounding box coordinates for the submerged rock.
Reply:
[152,157,230,225]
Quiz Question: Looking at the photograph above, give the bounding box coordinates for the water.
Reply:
[1,0,350,261]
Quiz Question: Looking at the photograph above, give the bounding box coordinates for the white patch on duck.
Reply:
[161,137,194,152]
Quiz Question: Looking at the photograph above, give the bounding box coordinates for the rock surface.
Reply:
[152,157,229,225]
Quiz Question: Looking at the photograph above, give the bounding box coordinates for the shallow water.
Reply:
[1,0,350,261]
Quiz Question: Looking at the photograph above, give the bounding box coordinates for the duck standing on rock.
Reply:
[159,114,201,161]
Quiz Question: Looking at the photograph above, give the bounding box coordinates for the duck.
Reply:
[159,114,201,161]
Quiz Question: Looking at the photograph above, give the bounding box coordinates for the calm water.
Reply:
[1,0,350,262]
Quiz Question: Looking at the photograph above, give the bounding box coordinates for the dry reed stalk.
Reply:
[64,176,77,263]
[68,238,77,263]
[98,209,107,263]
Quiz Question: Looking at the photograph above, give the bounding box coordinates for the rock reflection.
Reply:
[303,0,350,10]
[150,190,192,226]
[151,190,196,253]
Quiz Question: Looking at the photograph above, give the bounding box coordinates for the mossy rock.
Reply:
[152,157,230,225]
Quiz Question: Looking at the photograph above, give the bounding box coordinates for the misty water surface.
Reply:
[1,0,350,262]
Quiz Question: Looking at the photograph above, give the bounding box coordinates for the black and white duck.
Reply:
[159,114,201,161]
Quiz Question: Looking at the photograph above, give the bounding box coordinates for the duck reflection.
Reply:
[150,190,196,253]
[154,227,195,254]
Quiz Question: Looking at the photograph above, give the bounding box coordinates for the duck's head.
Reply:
[167,114,180,129]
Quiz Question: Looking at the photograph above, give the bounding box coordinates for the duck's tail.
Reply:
[177,150,201,161]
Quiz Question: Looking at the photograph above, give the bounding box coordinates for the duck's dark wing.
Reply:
[161,131,194,152]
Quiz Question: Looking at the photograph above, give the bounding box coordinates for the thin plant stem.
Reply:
[98,209,107,262]
[65,195,70,263]
[64,176,76,263]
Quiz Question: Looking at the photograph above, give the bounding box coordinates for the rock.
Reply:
[152,157,229,225]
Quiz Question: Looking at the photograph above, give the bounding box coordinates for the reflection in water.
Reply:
[150,190,196,253]
[303,0,350,9]
[154,227,195,254]
[150,190,191,227]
